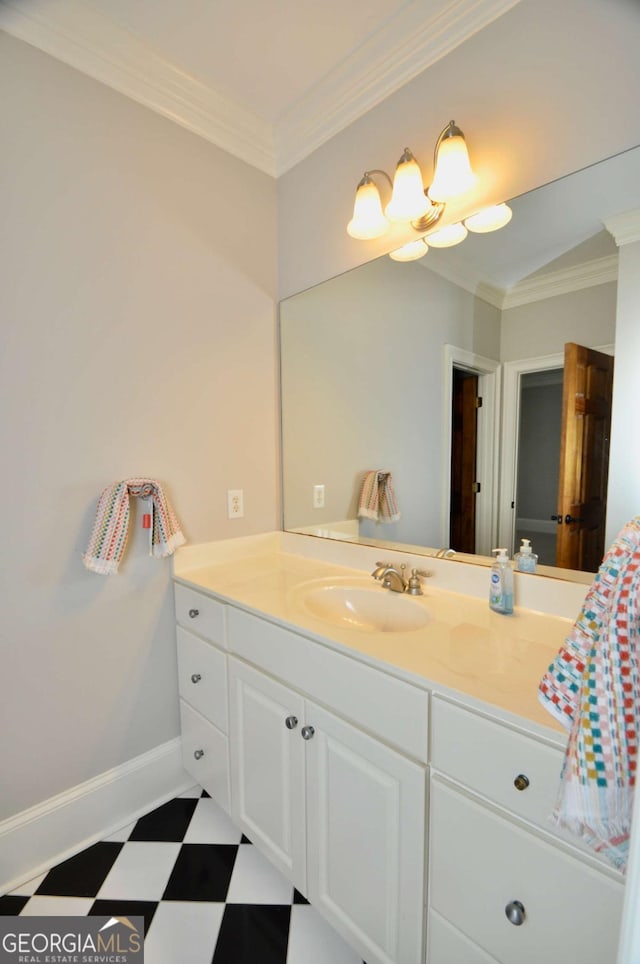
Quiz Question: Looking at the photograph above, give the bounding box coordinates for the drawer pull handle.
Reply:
[188,609,200,618]
[514,773,530,791]
[193,749,205,760]
[285,715,298,730]
[505,900,526,926]
[191,673,202,684]
[301,725,315,741]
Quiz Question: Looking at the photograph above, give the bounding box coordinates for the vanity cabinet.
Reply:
[174,584,230,811]
[173,575,624,964]
[228,652,427,964]
[428,695,624,964]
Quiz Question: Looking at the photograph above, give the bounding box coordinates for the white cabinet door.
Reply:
[306,702,426,964]
[228,658,307,893]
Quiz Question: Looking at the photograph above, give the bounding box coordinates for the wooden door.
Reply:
[555,343,614,571]
[450,369,478,553]
[305,702,426,964]
[228,658,307,892]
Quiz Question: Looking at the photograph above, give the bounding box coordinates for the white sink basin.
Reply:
[295,577,430,633]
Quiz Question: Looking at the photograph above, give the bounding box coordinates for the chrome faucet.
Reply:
[434,547,456,558]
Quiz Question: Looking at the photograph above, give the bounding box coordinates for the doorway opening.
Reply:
[514,369,563,565]
[444,345,500,557]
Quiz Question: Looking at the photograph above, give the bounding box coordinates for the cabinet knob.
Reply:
[505,900,526,926]
[514,773,530,791]
[301,725,315,741]
[193,749,205,760]
[191,673,202,684]
[188,608,199,618]
[285,715,298,730]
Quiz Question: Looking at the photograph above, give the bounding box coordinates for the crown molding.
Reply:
[418,253,617,311]
[501,255,618,309]
[603,209,640,246]
[275,0,522,174]
[0,0,520,178]
[0,0,276,176]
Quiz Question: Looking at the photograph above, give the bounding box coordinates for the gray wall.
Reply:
[0,33,278,820]
[500,283,617,361]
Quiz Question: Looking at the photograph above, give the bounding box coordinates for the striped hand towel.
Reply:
[538,516,640,871]
[357,470,400,523]
[83,478,186,575]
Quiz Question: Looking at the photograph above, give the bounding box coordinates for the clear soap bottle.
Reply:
[489,548,514,614]
[515,538,538,573]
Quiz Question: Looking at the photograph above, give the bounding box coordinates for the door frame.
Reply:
[443,345,500,556]
[498,344,614,556]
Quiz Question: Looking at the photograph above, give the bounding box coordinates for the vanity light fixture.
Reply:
[346,120,473,241]
[389,238,429,262]
[428,120,477,202]
[464,202,513,233]
[347,120,513,256]
[424,221,468,248]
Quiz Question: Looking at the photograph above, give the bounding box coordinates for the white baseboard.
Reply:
[0,738,194,894]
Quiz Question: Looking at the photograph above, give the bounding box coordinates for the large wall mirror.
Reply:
[280,145,639,579]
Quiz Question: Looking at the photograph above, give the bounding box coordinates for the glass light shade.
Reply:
[428,133,476,202]
[425,221,468,248]
[347,176,389,239]
[385,150,431,222]
[389,239,429,262]
[464,203,513,233]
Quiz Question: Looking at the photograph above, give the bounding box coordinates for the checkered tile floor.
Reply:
[0,787,366,964]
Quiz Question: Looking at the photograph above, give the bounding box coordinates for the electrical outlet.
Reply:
[227,489,244,519]
[313,484,325,509]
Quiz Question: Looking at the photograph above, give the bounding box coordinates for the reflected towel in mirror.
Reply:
[357,470,400,523]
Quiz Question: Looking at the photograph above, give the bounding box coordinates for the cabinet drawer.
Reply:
[177,627,228,733]
[227,606,429,762]
[431,697,563,832]
[174,583,226,646]
[429,779,623,964]
[180,700,230,812]
[428,910,499,964]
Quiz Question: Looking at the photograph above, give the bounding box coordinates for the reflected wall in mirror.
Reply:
[280,146,639,576]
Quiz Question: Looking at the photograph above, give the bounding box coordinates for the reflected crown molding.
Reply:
[421,254,617,310]
[500,255,618,309]
[0,0,521,177]
[604,209,640,246]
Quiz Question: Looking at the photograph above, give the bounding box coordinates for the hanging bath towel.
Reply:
[357,470,400,523]
[83,478,186,575]
[538,516,640,871]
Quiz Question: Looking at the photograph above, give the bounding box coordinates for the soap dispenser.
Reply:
[515,538,538,573]
[489,548,514,614]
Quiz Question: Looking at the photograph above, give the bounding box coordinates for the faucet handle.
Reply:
[407,568,431,595]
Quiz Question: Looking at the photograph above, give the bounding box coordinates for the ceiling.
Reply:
[0,0,521,174]
[1,0,638,291]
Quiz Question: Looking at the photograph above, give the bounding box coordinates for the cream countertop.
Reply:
[174,535,575,741]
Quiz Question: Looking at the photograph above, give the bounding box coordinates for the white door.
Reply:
[305,702,427,964]
[228,658,307,893]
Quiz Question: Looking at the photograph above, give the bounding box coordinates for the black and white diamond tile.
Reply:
[0,789,366,964]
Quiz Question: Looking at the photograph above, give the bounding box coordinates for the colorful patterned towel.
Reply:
[538,516,640,872]
[357,470,400,523]
[83,478,186,575]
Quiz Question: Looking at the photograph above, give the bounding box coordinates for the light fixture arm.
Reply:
[361,169,394,191]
